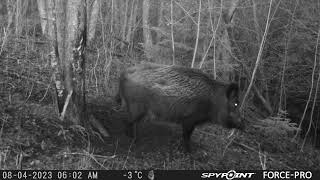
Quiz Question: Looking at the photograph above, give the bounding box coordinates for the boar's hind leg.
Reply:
[182,122,196,152]
[125,103,147,138]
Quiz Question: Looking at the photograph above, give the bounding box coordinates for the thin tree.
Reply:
[170,0,175,65]
[302,28,320,151]
[191,0,201,68]
[121,0,129,49]
[87,0,99,42]
[126,0,137,48]
[278,0,299,113]
[294,28,320,143]
[240,0,273,111]
[199,0,223,70]
[142,0,152,59]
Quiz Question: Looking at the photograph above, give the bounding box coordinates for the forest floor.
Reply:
[0,91,320,170]
[1,37,320,170]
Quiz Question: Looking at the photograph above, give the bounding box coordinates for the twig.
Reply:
[199,0,223,69]
[122,138,135,170]
[1,70,50,87]
[24,82,34,103]
[39,76,53,102]
[0,27,9,56]
[174,1,197,24]
[63,151,115,169]
[0,115,8,142]
[258,144,267,170]
[196,128,294,170]
[64,152,116,159]
[222,132,236,156]
[233,141,293,170]
[60,90,73,121]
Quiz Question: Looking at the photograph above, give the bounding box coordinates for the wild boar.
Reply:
[117,63,243,152]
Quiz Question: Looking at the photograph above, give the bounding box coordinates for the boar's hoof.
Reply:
[125,123,136,138]
[183,140,192,153]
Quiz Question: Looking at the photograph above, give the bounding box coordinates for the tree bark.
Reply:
[41,0,87,125]
[37,0,55,38]
[14,0,28,35]
[240,0,273,111]
[126,0,137,46]
[214,0,239,81]
[191,0,201,68]
[142,0,153,59]
[156,1,163,43]
[37,0,47,34]
[170,0,175,65]
[6,0,15,29]
[120,0,129,48]
[87,0,99,42]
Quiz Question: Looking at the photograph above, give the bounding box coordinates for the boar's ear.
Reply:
[226,83,239,99]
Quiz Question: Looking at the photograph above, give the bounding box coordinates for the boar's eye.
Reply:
[234,103,238,107]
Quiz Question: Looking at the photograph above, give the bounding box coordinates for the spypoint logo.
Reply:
[201,170,255,179]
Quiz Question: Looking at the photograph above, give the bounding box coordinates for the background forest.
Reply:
[0,0,320,170]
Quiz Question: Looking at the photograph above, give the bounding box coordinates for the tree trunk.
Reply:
[14,0,28,35]
[142,0,153,59]
[214,0,239,81]
[37,0,55,38]
[87,0,99,42]
[120,0,129,48]
[48,0,85,125]
[170,0,175,65]
[5,0,15,35]
[126,0,137,46]
[191,0,201,68]
[37,0,47,34]
[156,1,163,43]
[252,0,271,113]
[43,0,87,125]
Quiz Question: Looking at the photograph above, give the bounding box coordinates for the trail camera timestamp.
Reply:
[1,171,98,180]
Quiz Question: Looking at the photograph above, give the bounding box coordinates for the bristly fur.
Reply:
[118,63,243,152]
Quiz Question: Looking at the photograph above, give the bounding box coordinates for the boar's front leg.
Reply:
[182,120,196,152]
[125,102,147,139]
[181,112,209,152]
